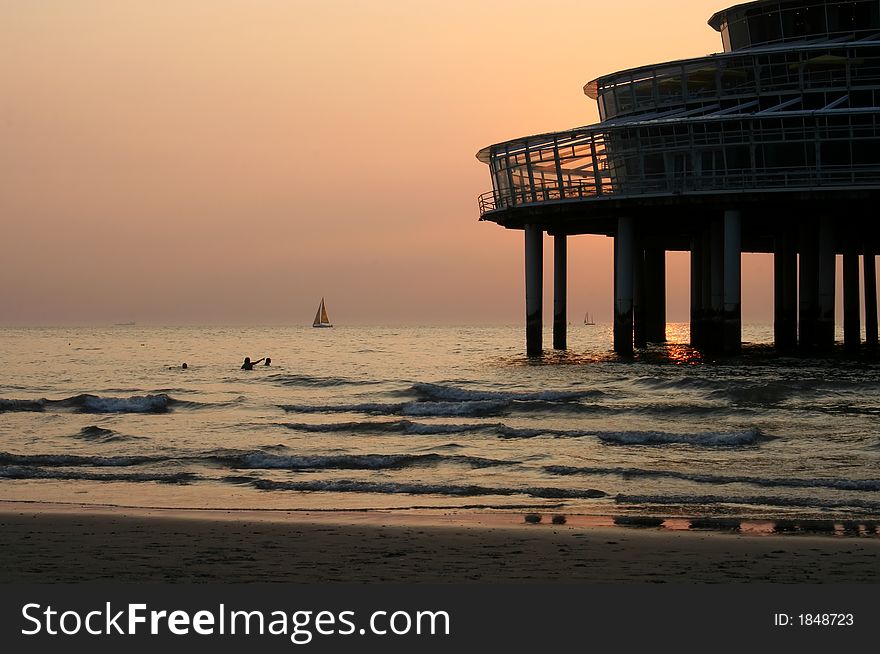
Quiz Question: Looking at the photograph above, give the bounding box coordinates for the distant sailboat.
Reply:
[312,298,333,328]
[583,312,596,326]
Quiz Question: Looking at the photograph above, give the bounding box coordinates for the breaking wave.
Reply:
[0,449,514,473]
[212,451,512,471]
[0,393,212,414]
[497,425,771,446]
[546,465,880,491]
[616,493,880,512]
[279,420,495,435]
[0,466,196,484]
[55,393,175,413]
[0,398,44,413]
[597,427,771,447]
[0,452,163,467]
[279,401,510,417]
[240,477,607,499]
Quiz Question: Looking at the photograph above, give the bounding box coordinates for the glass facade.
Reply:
[711,0,880,52]
[478,0,880,216]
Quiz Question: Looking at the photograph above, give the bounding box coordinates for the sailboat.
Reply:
[583,312,596,326]
[312,298,333,328]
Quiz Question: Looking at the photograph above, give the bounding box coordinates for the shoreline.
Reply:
[3,499,878,536]
[2,502,879,583]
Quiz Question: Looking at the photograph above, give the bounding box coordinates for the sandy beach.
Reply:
[1,502,878,583]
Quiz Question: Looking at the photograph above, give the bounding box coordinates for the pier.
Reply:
[476,0,880,356]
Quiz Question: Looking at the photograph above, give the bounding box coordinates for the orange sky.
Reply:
[1,0,788,326]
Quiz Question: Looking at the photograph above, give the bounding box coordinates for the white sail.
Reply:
[312,298,333,328]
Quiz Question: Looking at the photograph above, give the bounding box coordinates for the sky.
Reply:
[1,0,785,326]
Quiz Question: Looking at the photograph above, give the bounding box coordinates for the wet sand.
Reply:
[1,503,878,583]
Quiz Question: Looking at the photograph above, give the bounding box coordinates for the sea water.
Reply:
[2,324,880,521]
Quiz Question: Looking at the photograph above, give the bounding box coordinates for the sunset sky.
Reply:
[0,0,802,325]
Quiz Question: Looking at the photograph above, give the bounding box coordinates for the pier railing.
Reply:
[479,165,880,216]
[478,107,880,217]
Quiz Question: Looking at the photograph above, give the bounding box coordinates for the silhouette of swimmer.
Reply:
[241,357,265,370]
[168,363,188,370]
[264,358,271,366]
[182,362,188,369]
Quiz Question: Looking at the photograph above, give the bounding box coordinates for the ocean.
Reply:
[2,324,880,524]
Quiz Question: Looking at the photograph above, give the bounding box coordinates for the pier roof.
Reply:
[708,0,778,32]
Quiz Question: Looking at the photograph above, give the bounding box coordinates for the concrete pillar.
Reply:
[709,217,724,351]
[645,247,667,343]
[634,246,647,349]
[700,228,712,349]
[690,235,703,348]
[843,239,861,353]
[553,235,567,351]
[799,221,819,351]
[723,210,742,353]
[865,246,878,349]
[774,232,798,352]
[614,216,634,355]
[816,218,836,351]
[525,224,543,357]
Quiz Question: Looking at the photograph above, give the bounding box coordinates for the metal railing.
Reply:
[478,166,880,216]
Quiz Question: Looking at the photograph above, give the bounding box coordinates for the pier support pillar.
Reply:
[700,227,713,349]
[774,231,798,352]
[843,237,861,353]
[525,224,543,357]
[690,235,703,348]
[645,247,666,343]
[553,235,567,351]
[799,221,819,351]
[614,216,634,356]
[634,245,647,349]
[817,218,836,351]
[865,246,878,350]
[723,210,742,354]
[708,218,724,351]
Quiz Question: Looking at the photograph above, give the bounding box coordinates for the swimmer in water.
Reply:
[241,357,265,370]
[264,357,271,366]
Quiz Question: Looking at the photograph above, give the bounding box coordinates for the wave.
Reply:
[275,382,605,419]
[409,382,603,403]
[496,425,770,446]
[546,465,880,491]
[0,447,511,473]
[212,451,512,471]
[616,493,880,512]
[0,466,196,485]
[0,398,45,413]
[278,420,766,446]
[278,399,748,420]
[54,393,176,413]
[279,420,494,436]
[0,452,162,467]
[598,427,770,447]
[70,426,143,443]
[240,477,607,499]
[279,401,510,417]
[1,393,222,414]
[267,373,380,388]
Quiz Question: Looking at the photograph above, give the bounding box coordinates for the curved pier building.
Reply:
[477,0,880,356]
